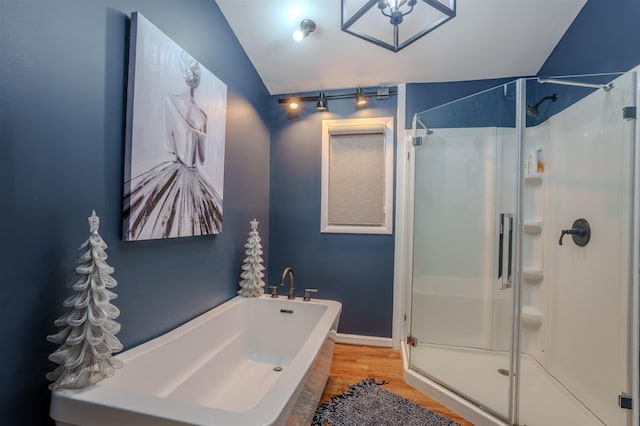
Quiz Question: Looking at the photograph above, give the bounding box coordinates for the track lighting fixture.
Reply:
[277,87,397,113]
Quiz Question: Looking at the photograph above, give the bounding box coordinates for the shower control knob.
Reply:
[559,218,590,247]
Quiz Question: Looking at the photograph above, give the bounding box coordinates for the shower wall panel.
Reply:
[530,74,634,426]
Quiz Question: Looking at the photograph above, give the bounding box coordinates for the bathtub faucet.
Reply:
[279,267,295,299]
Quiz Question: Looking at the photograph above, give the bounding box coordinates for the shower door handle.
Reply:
[498,213,513,289]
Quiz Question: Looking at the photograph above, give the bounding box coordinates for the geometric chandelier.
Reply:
[341,0,456,52]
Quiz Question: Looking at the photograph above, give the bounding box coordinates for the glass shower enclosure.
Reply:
[408,73,637,426]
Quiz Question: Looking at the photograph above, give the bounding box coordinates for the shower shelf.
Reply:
[524,173,544,185]
[523,221,543,235]
[522,268,543,283]
[521,305,543,326]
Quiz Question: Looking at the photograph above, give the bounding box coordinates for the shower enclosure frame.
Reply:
[393,73,640,426]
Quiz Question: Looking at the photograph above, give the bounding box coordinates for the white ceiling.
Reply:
[215,0,587,95]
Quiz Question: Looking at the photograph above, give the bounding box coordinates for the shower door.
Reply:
[409,83,519,421]
[408,73,637,426]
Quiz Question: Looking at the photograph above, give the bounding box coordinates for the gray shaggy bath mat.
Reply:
[313,378,460,426]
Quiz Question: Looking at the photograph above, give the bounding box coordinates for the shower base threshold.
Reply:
[402,343,604,426]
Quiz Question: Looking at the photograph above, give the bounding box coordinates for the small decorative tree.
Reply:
[237,218,266,297]
[46,211,124,390]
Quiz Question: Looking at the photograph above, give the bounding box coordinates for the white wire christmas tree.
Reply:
[46,210,124,390]
[237,218,266,297]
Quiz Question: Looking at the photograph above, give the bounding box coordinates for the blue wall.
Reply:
[532,0,640,126]
[538,0,640,77]
[406,78,518,130]
[412,80,520,129]
[0,1,270,424]
[268,90,397,337]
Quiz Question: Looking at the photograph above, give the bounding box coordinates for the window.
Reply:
[321,117,394,234]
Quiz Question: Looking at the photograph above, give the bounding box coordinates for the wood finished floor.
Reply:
[319,343,473,426]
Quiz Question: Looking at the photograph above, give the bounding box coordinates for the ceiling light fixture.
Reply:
[293,18,316,41]
[341,0,456,52]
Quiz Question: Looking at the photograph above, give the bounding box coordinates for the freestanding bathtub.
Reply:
[50,295,342,426]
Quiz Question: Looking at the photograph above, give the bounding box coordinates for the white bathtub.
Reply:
[50,295,342,426]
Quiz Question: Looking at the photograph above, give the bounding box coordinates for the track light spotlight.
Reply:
[355,88,368,107]
[316,93,328,111]
[293,19,316,41]
[288,98,300,111]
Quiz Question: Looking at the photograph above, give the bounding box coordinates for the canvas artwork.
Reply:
[123,12,227,241]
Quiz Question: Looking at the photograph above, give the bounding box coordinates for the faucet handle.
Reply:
[268,286,279,298]
[303,288,318,301]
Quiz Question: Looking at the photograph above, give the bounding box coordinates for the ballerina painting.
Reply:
[123,12,227,241]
